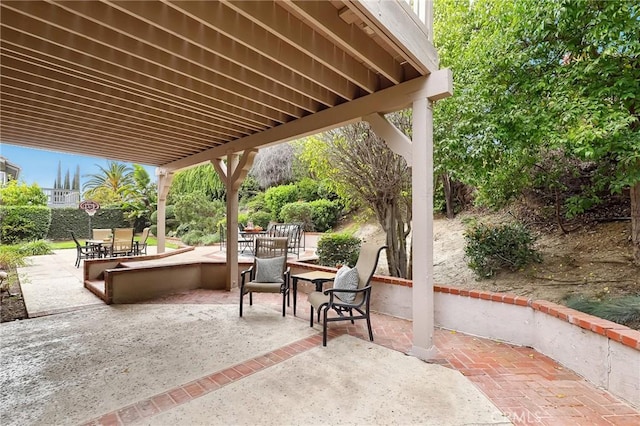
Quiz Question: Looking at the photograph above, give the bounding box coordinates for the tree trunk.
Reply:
[631,181,640,265]
[441,173,455,219]
[380,201,410,278]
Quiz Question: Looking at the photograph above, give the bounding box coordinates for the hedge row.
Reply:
[47,208,128,240]
[0,206,52,244]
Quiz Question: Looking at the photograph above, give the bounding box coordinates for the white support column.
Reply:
[156,168,174,254]
[410,97,436,360]
[213,150,257,291]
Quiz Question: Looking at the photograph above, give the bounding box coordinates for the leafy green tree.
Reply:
[82,161,134,205]
[121,164,157,227]
[0,180,47,206]
[168,163,225,203]
[433,0,640,263]
[173,190,223,235]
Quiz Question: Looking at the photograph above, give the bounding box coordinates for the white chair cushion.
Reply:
[333,265,359,303]
[254,256,285,283]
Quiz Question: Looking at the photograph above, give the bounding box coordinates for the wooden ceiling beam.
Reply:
[104,0,325,112]
[281,1,404,85]
[1,66,269,140]
[1,53,251,141]
[55,0,311,118]
[0,121,190,162]
[1,28,269,133]
[165,70,452,170]
[0,131,175,165]
[2,105,219,150]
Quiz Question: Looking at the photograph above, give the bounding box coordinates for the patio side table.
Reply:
[290,271,336,316]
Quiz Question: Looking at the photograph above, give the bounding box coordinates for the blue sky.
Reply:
[1,143,156,189]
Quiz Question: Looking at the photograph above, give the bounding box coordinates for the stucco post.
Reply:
[410,97,436,360]
[213,151,257,291]
[225,154,240,290]
[155,169,173,254]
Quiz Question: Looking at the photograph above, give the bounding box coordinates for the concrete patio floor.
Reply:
[2,248,639,425]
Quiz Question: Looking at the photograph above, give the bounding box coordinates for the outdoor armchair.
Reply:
[308,242,386,346]
[239,236,290,317]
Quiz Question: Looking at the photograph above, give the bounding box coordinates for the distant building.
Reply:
[0,156,22,185]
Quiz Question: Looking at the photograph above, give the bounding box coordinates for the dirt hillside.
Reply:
[354,215,638,304]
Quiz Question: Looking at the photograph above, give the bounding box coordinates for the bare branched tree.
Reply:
[324,113,412,278]
[250,144,295,189]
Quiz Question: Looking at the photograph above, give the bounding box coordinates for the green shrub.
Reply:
[280,202,313,231]
[246,192,267,213]
[150,205,178,234]
[200,233,220,246]
[566,295,640,330]
[180,231,219,246]
[295,177,322,201]
[180,229,204,246]
[173,191,223,234]
[238,213,249,227]
[0,205,51,244]
[464,222,541,279]
[0,246,26,269]
[0,180,47,206]
[18,240,53,256]
[316,233,361,267]
[309,199,341,232]
[264,184,298,221]
[248,211,271,229]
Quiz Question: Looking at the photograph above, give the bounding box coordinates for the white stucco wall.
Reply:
[434,293,536,346]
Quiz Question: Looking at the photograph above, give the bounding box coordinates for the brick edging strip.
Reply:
[287,264,640,351]
[82,334,325,426]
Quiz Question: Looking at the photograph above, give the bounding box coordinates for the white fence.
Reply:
[43,188,80,208]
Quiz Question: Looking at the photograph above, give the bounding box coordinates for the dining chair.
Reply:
[92,228,112,241]
[109,228,135,257]
[135,227,151,255]
[239,236,290,317]
[69,231,98,268]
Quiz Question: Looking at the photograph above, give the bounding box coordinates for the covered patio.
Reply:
[3,2,639,424]
[1,0,450,358]
[5,249,638,425]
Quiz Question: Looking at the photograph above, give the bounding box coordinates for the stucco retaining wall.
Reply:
[375,281,640,409]
[289,262,640,409]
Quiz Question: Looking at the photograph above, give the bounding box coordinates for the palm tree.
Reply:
[82,161,134,205]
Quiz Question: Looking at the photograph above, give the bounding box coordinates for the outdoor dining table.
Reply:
[85,239,110,258]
